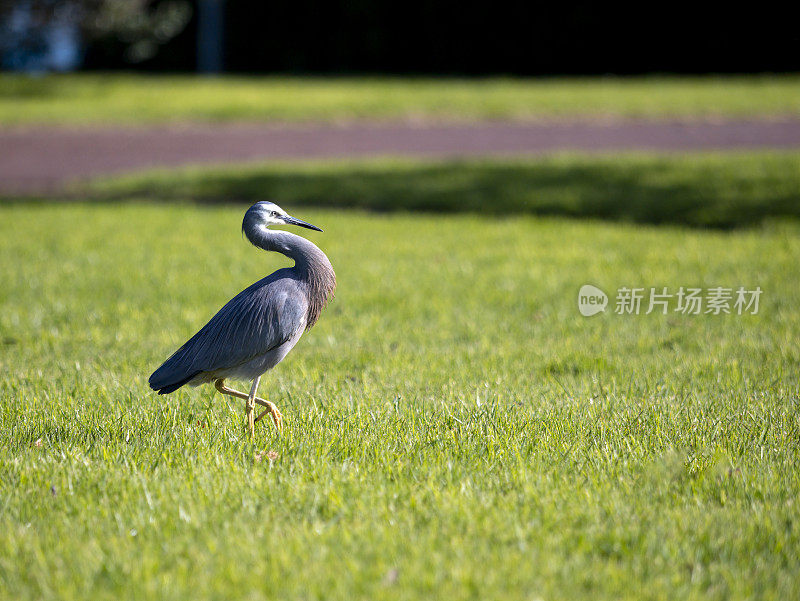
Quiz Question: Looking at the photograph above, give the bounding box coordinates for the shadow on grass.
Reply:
[80,152,800,228]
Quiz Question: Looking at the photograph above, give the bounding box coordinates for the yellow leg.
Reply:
[214,378,283,432]
[245,377,259,438]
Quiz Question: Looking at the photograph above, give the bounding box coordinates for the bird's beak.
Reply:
[282,215,323,232]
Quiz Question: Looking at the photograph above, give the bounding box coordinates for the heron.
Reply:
[148,201,336,437]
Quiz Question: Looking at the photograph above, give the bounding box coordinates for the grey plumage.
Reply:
[148,202,335,409]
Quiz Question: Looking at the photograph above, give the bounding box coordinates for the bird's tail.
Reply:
[148,357,201,395]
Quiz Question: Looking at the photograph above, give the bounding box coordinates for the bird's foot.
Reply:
[254,402,283,431]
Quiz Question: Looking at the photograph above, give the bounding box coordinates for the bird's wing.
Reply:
[150,273,308,387]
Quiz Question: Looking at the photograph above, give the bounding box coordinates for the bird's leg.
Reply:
[245,377,260,438]
[214,379,283,432]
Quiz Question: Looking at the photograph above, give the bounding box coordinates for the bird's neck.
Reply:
[244,224,336,327]
[245,224,323,272]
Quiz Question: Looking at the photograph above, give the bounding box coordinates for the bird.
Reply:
[148,201,336,437]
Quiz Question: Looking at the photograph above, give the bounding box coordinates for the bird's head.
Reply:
[244,201,323,232]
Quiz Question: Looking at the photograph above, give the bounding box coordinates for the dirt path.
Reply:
[2,119,800,194]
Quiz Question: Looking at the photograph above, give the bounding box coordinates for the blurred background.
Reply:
[0,0,799,212]
[1,0,797,74]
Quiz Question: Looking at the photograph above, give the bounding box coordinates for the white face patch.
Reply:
[257,203,289,227]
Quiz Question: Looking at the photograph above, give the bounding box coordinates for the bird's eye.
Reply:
[270,211,278,217]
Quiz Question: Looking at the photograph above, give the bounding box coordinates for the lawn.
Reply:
[86,151,800,228]
[0,202,798,600]
[1,74,800,125]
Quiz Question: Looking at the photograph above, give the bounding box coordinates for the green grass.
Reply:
[2,74,800,125]
[85,151,800,228]
[1,202,798,599]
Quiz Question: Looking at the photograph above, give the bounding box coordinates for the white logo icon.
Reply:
[578,285,608,316]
